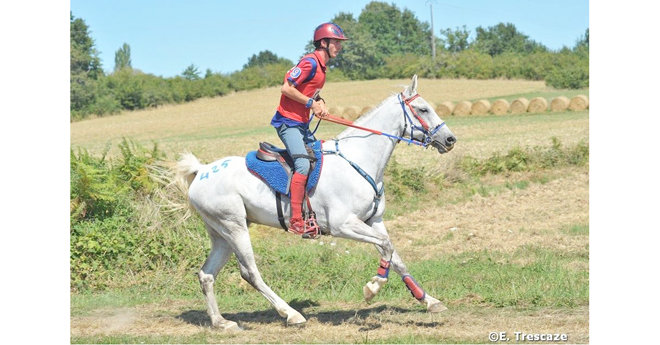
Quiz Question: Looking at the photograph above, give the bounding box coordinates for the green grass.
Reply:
[71,240,589,312]
[444,110,587,128]
[471,89,589,104]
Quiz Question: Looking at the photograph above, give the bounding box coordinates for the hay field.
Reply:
[70,78,551,162]
[70,78,589,343]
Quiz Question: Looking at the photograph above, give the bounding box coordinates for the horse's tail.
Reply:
[150,151,203,222]
[174,151,202,193]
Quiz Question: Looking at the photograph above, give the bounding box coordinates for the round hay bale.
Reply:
[343,105,363,121]
[510,98,530,114]
[528,97,548,113]
[550,96,570,112]
[328,106,344,118]
[471,99,491,115]
[453,101,472,116]
[491,99,510,115]
[435,101,455,116]
[568,95,589,111]
[361,105,374,116]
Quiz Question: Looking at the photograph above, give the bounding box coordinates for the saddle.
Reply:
[246,141,324,196]
[245,141,325,234]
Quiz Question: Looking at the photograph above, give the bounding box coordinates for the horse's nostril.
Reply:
[446,136,456,145]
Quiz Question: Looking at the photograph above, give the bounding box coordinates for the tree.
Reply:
[71,12,104,119]
[182,64,201,80]
[317,12,381,79]
[358,2,432,57]
[439,25,470,52]
[471,22,547,56]
[70,13,103,78]
[243,50,293,69]
[574,28,589,53]
[114,43,132,72]
[320,2,432,79]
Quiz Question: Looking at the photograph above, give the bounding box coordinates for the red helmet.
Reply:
[313,22,348,42]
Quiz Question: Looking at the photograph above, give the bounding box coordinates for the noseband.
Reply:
[398,92,445,147]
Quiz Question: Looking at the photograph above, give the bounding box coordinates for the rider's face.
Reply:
[327,39,343,58]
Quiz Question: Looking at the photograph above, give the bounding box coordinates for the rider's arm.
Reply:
[281,80,328,117]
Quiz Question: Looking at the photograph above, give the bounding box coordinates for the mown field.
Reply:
[70,78,589,344]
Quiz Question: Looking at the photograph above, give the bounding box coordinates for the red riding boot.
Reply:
[288,173,318,238]
[288,173,308,235]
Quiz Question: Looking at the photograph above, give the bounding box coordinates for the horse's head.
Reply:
[400,75,456,154]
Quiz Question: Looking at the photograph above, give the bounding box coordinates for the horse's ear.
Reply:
[405,74,418,96]
[408,74,417,96]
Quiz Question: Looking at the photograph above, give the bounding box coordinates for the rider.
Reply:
[270,22,348,237]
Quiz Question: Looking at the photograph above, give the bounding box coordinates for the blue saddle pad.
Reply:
[245,140,324,195]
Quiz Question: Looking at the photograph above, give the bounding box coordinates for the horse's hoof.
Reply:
[363,284,376,302]
[287,313,307,326]
[363,277,387,302]
[213,320,242,331]
[427,300,448,313]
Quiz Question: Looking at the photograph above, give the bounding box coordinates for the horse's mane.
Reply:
[336,92,400,139]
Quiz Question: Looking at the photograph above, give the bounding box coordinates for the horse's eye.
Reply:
[420,108,429,113]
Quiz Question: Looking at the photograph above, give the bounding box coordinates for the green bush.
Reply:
[70,138,210,291]
[458,138,589,176]
[546,64,589,89]
[385,158,428,200]
[70,138,164,224]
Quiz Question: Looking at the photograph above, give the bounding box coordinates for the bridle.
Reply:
[398,92,445,148]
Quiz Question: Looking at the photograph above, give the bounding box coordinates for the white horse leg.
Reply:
[367,220,448,313]
[198,223,242,330]
[387,249,448,313]
[330,215,395,302]
[226,224,307,326]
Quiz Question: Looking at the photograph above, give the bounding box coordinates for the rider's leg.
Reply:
[276,124,311,235]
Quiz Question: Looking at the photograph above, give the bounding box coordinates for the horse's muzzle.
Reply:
[431,135,456,153]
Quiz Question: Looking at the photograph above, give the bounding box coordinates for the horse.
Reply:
[172,75,457,330]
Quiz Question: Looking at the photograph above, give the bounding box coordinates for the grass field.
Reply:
[70,78,589,344]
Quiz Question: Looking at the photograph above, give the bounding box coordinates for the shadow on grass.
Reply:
[177,298,444,330]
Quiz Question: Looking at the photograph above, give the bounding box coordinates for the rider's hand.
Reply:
[312,101,329,119]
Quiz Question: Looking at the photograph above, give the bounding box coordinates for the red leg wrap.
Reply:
[403,275,425,301]
[377,258,391,278]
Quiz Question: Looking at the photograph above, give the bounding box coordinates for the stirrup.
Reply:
[287,218,307,236]
[302,211,320,239]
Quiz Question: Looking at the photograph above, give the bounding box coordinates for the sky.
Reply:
[70,0,589,78]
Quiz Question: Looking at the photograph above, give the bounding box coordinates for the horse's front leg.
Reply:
[367,219,448,313]
[329,216,395,302]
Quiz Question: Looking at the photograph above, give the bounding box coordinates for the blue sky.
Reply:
[70,0,589,78]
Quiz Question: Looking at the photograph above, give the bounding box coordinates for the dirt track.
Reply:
[71,300,588,343]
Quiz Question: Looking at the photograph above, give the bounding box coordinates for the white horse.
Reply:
[173,75,456,330]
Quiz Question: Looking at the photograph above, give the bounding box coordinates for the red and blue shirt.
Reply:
[271,51,326,127]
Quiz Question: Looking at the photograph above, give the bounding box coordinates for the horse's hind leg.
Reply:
[198,222,241,330]
[225,222,307,326]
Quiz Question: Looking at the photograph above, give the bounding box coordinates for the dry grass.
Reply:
[70,302,588,344]
[388,167,589,261]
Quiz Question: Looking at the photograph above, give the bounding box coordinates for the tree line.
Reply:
[70,2,588,121]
